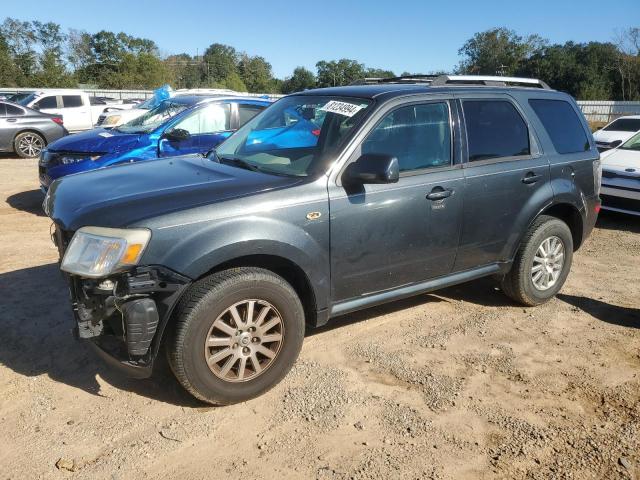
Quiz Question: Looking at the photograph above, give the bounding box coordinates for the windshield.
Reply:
[604,118,640,132]
[215,95,372,177]
[17,93,38,106]
[620,131,640,151]
[116,100,189,134]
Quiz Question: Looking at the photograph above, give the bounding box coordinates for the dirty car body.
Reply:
[45,77,601,400]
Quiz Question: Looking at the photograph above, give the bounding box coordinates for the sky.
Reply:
[3,0,639,78]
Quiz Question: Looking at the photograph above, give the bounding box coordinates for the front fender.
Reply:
[143,215,330,310]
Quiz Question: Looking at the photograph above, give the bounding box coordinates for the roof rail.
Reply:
[430,75,551,89]
[350,75,439,85]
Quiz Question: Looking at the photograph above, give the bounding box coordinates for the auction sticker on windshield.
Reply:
[320,100,365,117]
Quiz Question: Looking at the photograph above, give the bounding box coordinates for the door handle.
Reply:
[426,188,453,200]
[6,118,16,123]
[522,172,541,184]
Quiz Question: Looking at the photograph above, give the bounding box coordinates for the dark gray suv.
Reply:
[45,75,601,405]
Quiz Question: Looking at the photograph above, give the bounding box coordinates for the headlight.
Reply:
[60,154,102,165]
[61,227,151,278]
[102,115,121,126]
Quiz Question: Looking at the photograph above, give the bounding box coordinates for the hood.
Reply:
[46,155,302,231]
[593,130,636,144]
[601,148,640,172]
[47,128,144,154]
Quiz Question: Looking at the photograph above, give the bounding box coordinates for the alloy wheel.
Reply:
[18,134,44,157]
[204,299,284,382]
[531,235,565,291]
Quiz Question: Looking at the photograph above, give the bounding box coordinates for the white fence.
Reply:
[576,101,640,123]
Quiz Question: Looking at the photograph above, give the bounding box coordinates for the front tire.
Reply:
[14,131,45,158]
[500,215,573,306]
[167,267,305,405]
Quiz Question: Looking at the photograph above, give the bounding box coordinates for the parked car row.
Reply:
[42,75,603,405]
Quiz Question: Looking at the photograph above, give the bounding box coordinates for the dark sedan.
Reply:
[0,101,67,158]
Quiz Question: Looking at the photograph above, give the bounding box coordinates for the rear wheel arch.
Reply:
[538,203,583,251]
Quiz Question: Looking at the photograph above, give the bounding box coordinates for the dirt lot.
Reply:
[0,157,639,480]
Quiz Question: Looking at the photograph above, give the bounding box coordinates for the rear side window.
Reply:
[34,96,57,109]
[6,104,24,116]
[362,102,451,172]
[238,104,265,126]
[463,100,530,162]
[529,99,590,154]
[62,95,83,108]
[603,118,640,132]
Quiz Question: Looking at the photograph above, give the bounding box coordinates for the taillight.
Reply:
[311,129,321,136]
[52,117,64,126]
[593,158,602,196]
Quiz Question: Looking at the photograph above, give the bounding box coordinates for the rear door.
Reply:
[329,98,464,302]
[453,94,552,271]
[0,102,11,150]
[60,95,90,131]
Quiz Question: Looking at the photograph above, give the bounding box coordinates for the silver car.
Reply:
[0,101,68,158]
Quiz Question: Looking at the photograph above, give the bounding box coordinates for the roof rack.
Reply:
[351,75,439,85]
[350,74,551,89]
[430,75,551,89]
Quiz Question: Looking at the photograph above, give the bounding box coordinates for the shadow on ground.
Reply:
[0,263,200,408]
[558,294,640,329]
[596,210,640,234]
[6,189,46,217]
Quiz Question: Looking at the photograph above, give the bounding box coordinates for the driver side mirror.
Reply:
[343,153,399,185]
[163,128,191,143]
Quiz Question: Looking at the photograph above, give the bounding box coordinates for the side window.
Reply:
[362,102,452,172]
[463,100,530,162]
[0,103,6,116]
[6,104,24,116]
[34,96,57,109]
[174,103,231,135]
[62,95,84,108]
[529,99,590,154]
[238,104,265,127]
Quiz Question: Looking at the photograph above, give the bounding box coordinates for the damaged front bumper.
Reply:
[67,265,190,378]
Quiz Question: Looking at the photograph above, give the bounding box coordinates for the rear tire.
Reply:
[500,215,573,306]
[167,267,305,405]
[14,131,45,158]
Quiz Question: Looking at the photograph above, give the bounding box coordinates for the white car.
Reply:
[16,89,130,132]
[96,88,242,128]
[593,115,640,152]
[600,131,640,216]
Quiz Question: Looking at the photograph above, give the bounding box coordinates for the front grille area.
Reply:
[601,194,640,213]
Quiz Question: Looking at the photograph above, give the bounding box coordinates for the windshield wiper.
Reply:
[217,155,261,172]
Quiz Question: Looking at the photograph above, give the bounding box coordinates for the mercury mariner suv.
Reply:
[44,75,601,405]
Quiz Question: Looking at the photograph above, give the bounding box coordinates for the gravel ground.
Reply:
[0,156,639,479]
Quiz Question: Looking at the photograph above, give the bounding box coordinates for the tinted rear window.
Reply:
[529,99,590,154]
[463,100,530,162]
[62,95,83,108]
[603,118,640,132]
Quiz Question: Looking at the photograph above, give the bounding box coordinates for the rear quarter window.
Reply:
[529,99,590,154]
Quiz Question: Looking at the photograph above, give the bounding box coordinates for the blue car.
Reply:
[39,95,271,190]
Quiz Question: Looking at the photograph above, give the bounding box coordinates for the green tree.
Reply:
[0,33,17,86]
[164,53,203,88]
[457,27,546,76]
[282,66,316,93]
[238,54,275,92]
[365,67,396,79]
[316,59,365,87]
[202,43,238,85]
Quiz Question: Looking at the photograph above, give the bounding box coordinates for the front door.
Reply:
[329,100,464,303]
[159,103,233,157]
